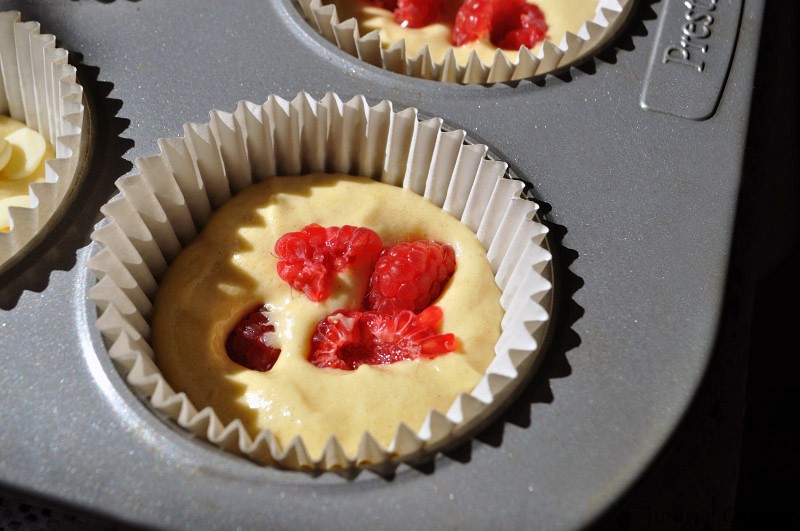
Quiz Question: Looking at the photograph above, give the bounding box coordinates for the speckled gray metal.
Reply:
[0,0,764,529]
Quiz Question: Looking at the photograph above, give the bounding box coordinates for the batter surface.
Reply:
[152,174,503,459]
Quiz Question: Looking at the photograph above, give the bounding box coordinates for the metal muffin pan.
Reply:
[0,0,762,529]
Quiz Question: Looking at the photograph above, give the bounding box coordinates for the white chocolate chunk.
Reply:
[1,127,47,180]
[0,195,30,230]
[0,138,11,172]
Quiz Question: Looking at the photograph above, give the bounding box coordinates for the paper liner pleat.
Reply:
[89,224,159,299]
[419,410,454,447]
[109,332,152,374]
[99,198,168,282]
[298,0,633,84]
[389,423,423,456]
[495,210,547,288]
[159,137,211,229]
[89,92,553,470]
[357,432,389,466]
[447,393,489,427]
[0,11,86,267]
[89,275,151,327]
[442,143,487,219]
[462,159,510,233]
[115,174,182,264]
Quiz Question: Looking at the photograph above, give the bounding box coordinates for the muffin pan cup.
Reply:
[298,0,637,83]
[0,10,88,271]
[88,92,553,471]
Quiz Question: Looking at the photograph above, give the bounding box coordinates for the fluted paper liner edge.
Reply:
[297,0,634,83]
[0,11,87,268]
[88,92,553,471]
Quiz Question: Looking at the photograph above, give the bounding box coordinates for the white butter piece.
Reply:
[1,127,47,180]
[0,138,11,172]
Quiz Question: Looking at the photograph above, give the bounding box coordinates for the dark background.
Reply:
[592,0,800,528]
[2,0,798,529]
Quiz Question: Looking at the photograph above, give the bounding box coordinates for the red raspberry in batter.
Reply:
[393,0,444,28]
[453,0,548,50]
[453,0,494,46]
[367,240,456,314]
[496,4,547,49]
[309,306,456,370]
[225,305,281,372]
[275,224,382,302]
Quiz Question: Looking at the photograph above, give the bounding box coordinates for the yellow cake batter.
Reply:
[328,0,599,64]
[151,174,503,459]
[1,115,53,231]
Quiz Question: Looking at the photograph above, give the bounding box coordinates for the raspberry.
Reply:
[225,305,281,372]
[309,306,456,370]
[488,0,526,42]
[367,240,456,314]
[453,0,494,46]
[496,4,547,49]
[453,0,548,50]
[393,0,443,28]
[368,0,398,9]
[275,224,382,302]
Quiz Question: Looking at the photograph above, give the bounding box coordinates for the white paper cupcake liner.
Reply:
[297,0,635,84]
[0,11,88,270]
[88,92,553,471]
